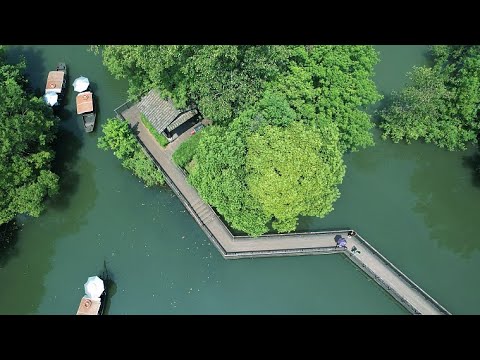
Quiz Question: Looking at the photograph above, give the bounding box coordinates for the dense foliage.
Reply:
[246,122,345,232]
[189,118,345,235]
[172,132,203,169]
[188,122,270,236]
[380,45,480,151]
[100,45,382,235]
[269,46,382,152]
[98,118,164,187]
[101,45,291,125]
[100,46,381,151]
[0,46,59,225]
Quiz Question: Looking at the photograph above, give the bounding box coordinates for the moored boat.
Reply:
[76,91,96,132]
[76,275,106,315]
[44,62,67,107]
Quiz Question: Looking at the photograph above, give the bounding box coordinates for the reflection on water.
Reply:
[410,144,480,257]
[0,221,20,268]
[7,46,46,98]
[462,151,480,189]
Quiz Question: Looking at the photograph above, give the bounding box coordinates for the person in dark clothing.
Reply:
[347,230,357,238]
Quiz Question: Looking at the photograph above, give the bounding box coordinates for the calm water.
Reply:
[0,45,478,314]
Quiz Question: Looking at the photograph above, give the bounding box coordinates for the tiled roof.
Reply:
[138,90,197,133]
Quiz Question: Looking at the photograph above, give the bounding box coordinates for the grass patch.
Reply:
[141,113,169,147]
[172,132,204,169]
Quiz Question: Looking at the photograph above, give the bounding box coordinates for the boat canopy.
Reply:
[45,71,64,93]
[76,91,94,114]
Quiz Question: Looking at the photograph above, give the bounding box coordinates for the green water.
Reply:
[0,45,477,314]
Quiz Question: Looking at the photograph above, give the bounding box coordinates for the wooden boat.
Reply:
[44,62,67,106]
[76,91,96,132]
[76,275,107,315]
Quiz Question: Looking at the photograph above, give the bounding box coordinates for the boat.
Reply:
[44,63,67,107]
[76,275,107,315]
[76,91,96,132]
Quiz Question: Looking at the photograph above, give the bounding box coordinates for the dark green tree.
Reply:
[98,118,164,187]
[101,45,292,125]
[0,46,59,224]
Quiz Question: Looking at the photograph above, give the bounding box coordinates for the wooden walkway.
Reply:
[116,101,450,315]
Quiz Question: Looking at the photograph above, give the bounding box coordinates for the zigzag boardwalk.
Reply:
[116,101,450,315]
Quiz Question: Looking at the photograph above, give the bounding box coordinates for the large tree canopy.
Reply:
[380,45,480,150]
[101,45,292,125]
[246,122,345,232]
[0,46,59,225]
[188,122,270,236]
[189,116,345,235]
[270,45,382,152]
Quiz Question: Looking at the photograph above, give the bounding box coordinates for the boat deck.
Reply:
[76,297,101,315]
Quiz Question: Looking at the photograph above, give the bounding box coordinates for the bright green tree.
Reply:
[189,118,345,236]
[188,124,270,236]
[98,118,164,187]
[380,45,480,150]
[246,122,345,232]
[0,46,59,224]
[271,45,382,152]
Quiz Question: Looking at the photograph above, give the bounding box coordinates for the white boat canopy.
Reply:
[73,76,90,92]
[84,276,104,300]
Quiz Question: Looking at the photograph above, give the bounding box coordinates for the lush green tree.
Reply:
[189,117,345,236]
[271,45,382,152]
[172,132,204,169]
[98,118,164,187]
[100,45,292,125]
[188,124,269,236]
[380,45,480,151]
[0,46,59,224]
[246,122,345,232]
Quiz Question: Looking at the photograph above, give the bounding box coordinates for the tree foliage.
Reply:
[98,118,164,187]
[101,45,292,125]
[380,45,480,151]
[275,46,382,152]
[101,45,382,152]
[172,132,204,169]
[189,118,345,235]
[246,122,345,232]
[188,124,270,236]
[0,46,59,224]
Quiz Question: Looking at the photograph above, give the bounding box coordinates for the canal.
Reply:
[0,45,478,314]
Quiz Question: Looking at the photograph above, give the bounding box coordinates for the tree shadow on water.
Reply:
[0,221,20,268]
[410,149,480,257]
[462,151,480,188]
[49,128,83,210]
[6,46,46,96]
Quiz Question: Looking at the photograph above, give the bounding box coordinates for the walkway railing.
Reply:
[353,233,450,314]
[116,100,451,315]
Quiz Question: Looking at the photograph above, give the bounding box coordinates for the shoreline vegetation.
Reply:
[0,45,59,232]
[98,118,164,187]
